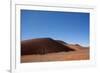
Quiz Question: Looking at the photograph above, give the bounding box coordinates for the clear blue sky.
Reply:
[21,10,89,46]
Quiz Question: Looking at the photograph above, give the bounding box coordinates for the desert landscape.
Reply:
[21,38,89,63]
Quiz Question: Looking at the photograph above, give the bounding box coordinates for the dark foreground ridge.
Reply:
[21,38,75,55]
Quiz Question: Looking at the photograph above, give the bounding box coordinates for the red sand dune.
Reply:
[21,38,89,63]
[21,38,75,55]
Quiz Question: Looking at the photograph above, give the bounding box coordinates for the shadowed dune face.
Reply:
[21,38,75,55]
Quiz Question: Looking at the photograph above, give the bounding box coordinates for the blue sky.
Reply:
[21,10,89,46]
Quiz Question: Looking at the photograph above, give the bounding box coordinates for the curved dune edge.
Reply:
[21,48,89,63]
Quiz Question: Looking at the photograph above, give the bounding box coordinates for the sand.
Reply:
[21,48,89,63]
[21,38,89,63]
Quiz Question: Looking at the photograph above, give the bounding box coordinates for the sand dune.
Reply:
[21,38,89,63]
[21,38,74,55]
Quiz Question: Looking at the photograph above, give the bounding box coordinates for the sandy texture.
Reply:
[21,38,89,63]
[21,48,89,63]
